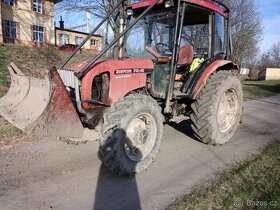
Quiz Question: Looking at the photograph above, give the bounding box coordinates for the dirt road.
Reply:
[1,95,280,210]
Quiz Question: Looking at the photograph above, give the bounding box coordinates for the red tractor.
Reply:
[0,0,243,176]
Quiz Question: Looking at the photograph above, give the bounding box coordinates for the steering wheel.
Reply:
[156,43,171,55]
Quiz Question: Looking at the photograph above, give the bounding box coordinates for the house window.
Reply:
[33,0,42,13]
[75,37,84,45]
[33,25,44,43]
[90,39,98,46]
[3,0,14,6]
[4,20,17,39]
[60,34,69,45]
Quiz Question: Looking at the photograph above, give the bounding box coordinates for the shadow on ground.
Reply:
[168,119,198,142]
[93,128,141,210]
[93,165,141,210]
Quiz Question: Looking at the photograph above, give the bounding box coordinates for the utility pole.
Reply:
[86,11,91,33]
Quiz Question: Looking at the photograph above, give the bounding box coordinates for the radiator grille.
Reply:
[58,69,77,88]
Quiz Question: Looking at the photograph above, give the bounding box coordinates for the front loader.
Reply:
[0,0,243,176]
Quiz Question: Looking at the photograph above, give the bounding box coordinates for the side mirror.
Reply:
[126,9,133,16]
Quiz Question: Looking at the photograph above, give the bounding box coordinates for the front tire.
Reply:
[190,71,243,145]
[99,94,164,176]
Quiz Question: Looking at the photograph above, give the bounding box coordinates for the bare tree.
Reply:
[270,42,280,67]
[55,0,125,37]
[221,0,263,65]
[260,42,280,67]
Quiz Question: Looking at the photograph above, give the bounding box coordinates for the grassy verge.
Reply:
[166,141,280,210]
[243,80,280,100]
[0,44,96,93]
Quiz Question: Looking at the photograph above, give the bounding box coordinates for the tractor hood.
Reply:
[69,58,154,109]
[70,58,154,73]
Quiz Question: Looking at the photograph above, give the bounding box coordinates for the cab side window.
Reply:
[214,13,225,55]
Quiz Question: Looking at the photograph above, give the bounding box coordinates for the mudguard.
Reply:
[190,60,238,99]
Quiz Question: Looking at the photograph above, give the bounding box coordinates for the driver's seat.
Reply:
[177,44,194,68]
[175,44,194,81]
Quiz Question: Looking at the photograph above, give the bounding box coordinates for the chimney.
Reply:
[59,16,64,29]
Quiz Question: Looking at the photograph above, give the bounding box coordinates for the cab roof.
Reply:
[130,0,229,17]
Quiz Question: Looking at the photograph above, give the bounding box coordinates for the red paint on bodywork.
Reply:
[184,0,226,17]
[131,0,164,9]
[74,58,154,110]
[33,67,85,138]
[191,60,238,99]
[130,0,226,17]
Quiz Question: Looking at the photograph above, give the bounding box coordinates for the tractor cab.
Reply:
[124,0,230,103]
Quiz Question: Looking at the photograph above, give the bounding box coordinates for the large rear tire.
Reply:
[99,94,164,176]
[190,71,243,145]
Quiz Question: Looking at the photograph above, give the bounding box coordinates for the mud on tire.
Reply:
[99,94,164,176]
[190,71,243,145]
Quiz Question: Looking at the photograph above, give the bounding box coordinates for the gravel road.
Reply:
[0,95,280,210]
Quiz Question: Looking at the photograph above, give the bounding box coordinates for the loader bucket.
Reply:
[0,63,85,138]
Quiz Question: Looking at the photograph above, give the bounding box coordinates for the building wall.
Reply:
[1,0,55,46]
[55,28,102,51]
[240,68,250,75]
[265,68,280,80]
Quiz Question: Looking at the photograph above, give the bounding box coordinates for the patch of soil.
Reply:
[0,85,8,98]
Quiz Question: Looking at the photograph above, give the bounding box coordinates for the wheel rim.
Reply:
[217,88,239,133]
[125,113,157,162]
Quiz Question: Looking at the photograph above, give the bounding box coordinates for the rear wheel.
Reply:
[99,94,163,176]
[190,71,243,145]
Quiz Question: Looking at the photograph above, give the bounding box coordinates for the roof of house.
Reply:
[55,27,102,37]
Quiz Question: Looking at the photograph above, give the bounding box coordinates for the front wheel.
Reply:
[99,94,164,176]
[190,71,243,145]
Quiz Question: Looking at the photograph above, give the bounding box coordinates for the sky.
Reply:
[259,0,280,53]
[55,0,280,54]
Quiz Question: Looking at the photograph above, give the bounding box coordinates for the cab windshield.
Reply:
[124,10,176,58]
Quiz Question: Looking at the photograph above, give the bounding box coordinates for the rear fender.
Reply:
[190,60,238,99]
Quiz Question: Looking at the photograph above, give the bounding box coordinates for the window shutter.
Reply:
[44,27,46,43]
[42,0,45,15]
[30,25,34,42]
[17,22,20,41]
[1,20,4,33]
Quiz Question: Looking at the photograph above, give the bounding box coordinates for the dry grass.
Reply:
[0,44,96,93]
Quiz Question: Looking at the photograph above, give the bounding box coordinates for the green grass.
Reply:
[243,80,280,100]
[0,126,21,137]
[0,116,25,148]
[0,45,9,86]
[166,141,280,210]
